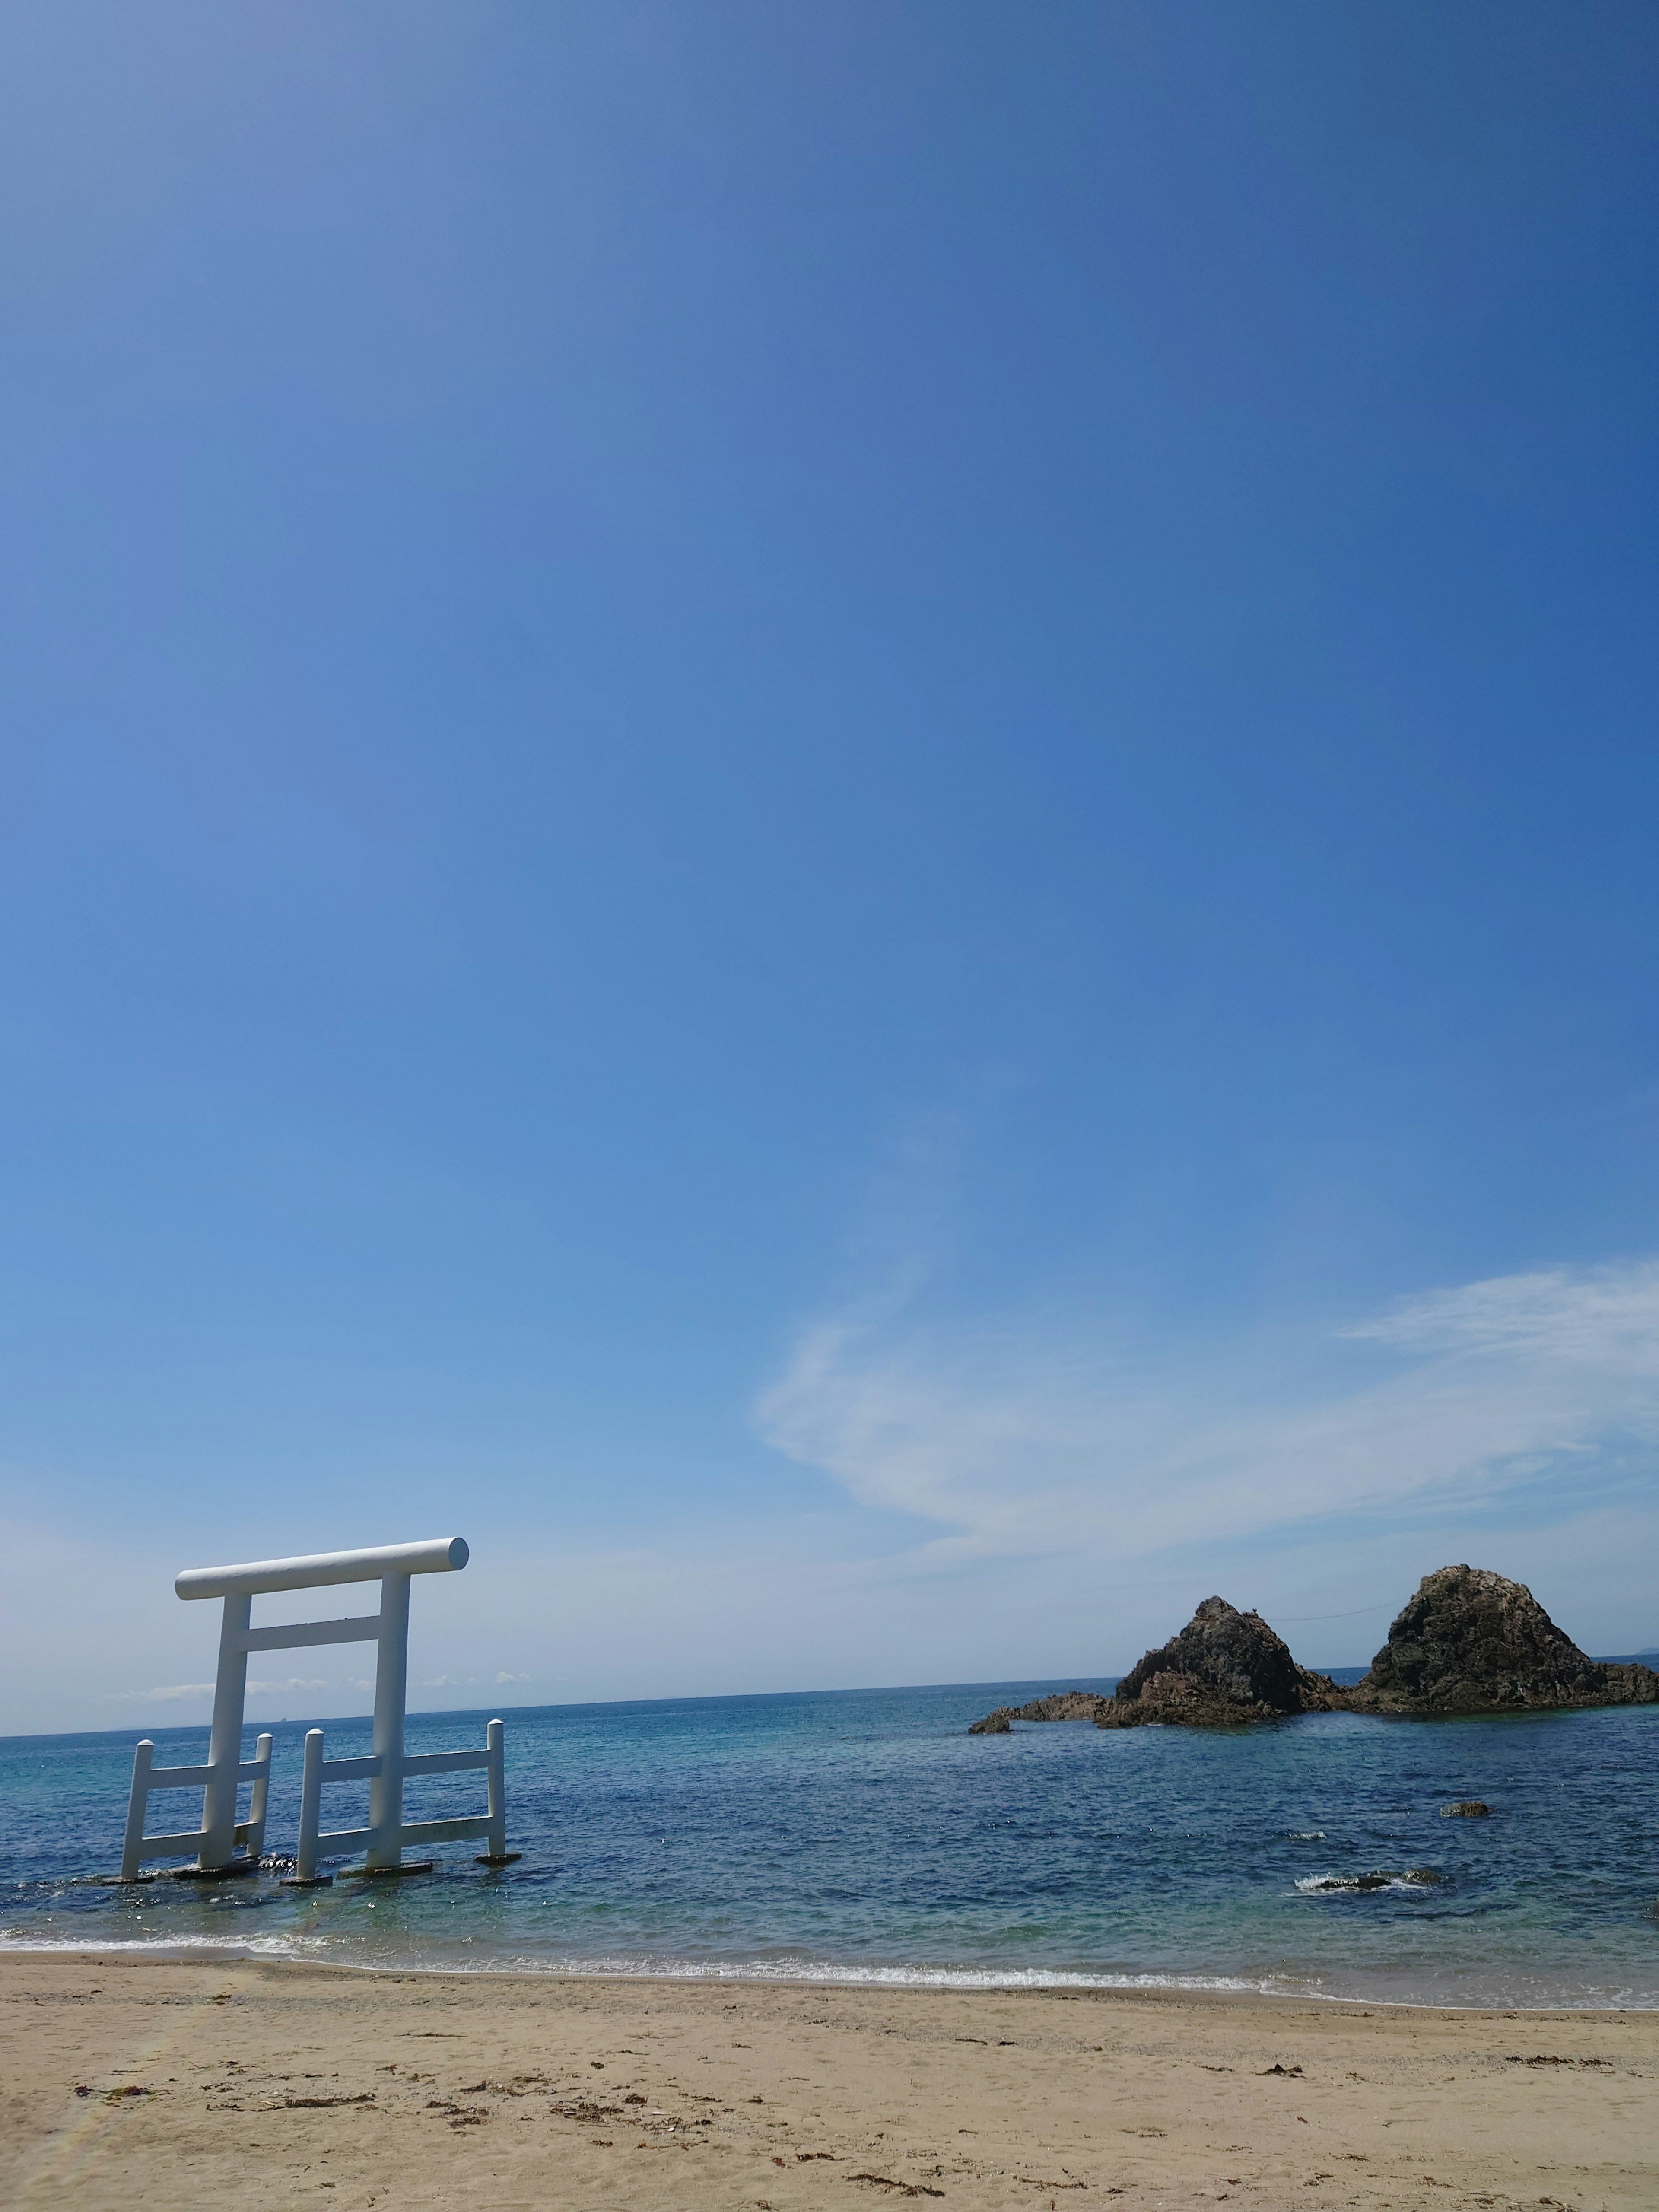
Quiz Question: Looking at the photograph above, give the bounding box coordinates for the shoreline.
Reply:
[4,1952,1655,2209]
[5,1934,1659,2014]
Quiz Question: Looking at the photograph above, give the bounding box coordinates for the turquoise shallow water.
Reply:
[3,1681,1656,2007]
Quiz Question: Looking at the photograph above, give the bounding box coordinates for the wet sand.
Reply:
[1,1953,1653,2210]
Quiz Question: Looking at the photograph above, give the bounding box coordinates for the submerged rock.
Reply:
[1298,1868,1443,1894]
[1440,1800,1491,1818]
[1094,1597,1346,1729]
[1344,1566,1659,1716]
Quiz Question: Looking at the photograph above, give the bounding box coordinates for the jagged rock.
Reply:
[1093,1597,1345,1729]
[1343,1566,1659,1716]
[1440,1801,1491,1817]
[964,1597,1328,1734]
[968,1691,1111,1734]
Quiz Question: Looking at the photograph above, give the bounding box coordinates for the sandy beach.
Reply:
[1,1955,1652,2211]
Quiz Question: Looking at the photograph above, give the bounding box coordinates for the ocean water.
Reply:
[3,1680,1656,2009]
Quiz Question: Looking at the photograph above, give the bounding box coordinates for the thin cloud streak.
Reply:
[756,1261,1659,1565]
[109,1676,330,1703]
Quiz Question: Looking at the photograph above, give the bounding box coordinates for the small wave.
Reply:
[1296,1869,1444,1896]
[0,1931,1296,1997]
[1287,1831,1327,1840]
[515,1957,1286,1995]
[0,1933,276,1958]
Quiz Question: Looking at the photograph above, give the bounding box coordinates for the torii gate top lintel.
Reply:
[175,1536,468,1602]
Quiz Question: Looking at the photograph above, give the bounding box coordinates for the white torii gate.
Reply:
[119,1536,513,1881]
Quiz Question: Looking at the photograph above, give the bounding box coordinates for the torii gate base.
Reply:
[112,1537,515,1883]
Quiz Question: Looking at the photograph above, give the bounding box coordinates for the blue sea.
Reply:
[4,1678,1657,2009]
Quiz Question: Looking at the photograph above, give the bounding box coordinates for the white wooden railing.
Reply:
[120,1734,273,1881]
[290,1716,511,1883]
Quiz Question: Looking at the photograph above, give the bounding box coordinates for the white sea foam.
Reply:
[1,1933,274,1958]
[493,1956,1287,1995]
[0,1929,1294,1996]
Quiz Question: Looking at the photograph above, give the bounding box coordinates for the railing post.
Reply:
[121,1740,154,1881]
[473,1718,518,1864]
[366,1574,410,1869]
[486,1719,505,1858]
[200,1592,252,1869]
[245,1732,273,1856]
[286,1727,327,1885]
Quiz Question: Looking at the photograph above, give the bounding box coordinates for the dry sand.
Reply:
[1,1953,1653,2211]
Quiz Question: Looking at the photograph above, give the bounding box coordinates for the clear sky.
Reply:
[3,4,1657,1733]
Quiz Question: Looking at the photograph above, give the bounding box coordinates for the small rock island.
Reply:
[968,1565,1659,1732]
[1340,1563,1659,1715]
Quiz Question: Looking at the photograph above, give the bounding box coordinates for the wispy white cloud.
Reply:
[13,1264,1658,1733]
[756,1260,1659,1567]
[108,1681,216,1703]
[495,1670,529,1684]
[1347,1262,1659,1363]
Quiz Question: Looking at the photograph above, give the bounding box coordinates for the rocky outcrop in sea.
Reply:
[966,1597,1343,1733]
[966,1690,1111,1734]
[1342,1564,1659,1716]
[1094,1596,1344,1728]
[965,1564,1659,1733]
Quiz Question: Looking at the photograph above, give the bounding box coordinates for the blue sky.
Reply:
[3,4,1658,1732]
